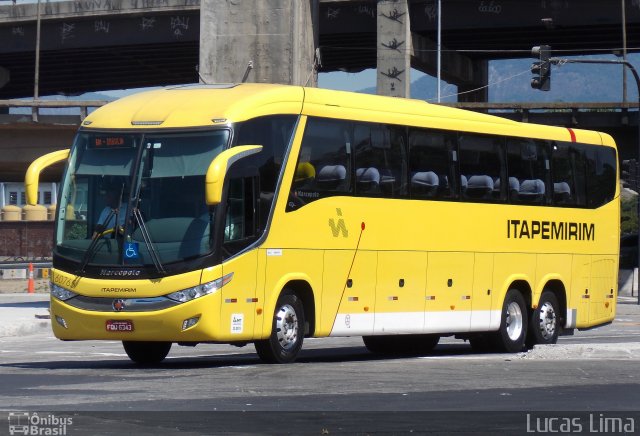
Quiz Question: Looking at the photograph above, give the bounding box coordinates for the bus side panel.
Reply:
[571,255,591,328]
[260,248,324,339]
[491,253,536,329]
[328,250,377,336]
[589,256,616,325]
[425,252,473,333]
[218,250,258,341]
[470,253,494,331]
[374,251,427,334]
[534,253,572,306]
[320,250,353,336]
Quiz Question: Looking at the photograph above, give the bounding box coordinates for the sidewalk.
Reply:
[0,277,638,339]
[0,278,49,295]
[0,293,50,338]
[0,278,51,337]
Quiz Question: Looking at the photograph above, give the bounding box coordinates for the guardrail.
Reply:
[0,99,111,122]
[0,261,52,270]
[0,261,52,293]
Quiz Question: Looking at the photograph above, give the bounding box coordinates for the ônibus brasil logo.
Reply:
[8,412,73,435]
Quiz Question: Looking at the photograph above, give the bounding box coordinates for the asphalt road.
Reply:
[1,299,639,435]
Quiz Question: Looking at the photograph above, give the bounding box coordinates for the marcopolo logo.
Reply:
[8,412,73,435]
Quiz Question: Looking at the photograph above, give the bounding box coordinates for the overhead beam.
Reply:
[410,32,474,85]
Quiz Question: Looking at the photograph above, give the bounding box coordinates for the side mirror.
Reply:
[205,145,262,205]
[24,149,70,205]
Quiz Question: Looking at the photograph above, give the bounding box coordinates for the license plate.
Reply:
[106,320,134,332]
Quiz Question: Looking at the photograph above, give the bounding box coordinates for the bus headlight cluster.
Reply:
[166,273,233,303]
[50,283,78,301]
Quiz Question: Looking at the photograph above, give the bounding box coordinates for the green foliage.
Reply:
[621,196,638,235]
[65,223,88,240]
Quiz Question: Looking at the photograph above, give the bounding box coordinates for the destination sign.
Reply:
[91,135,134,148]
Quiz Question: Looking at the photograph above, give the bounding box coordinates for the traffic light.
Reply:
[622,159,639,190]
[531,45,551,91]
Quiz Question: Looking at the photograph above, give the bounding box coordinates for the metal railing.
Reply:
[0,99,111,122]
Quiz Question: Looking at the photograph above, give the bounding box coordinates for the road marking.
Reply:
[35,351,77,355]
[92,353,127,357]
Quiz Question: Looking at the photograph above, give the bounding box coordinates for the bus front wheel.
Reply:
[493,289,528,353]
[527,291,559,348]
[255,293,305,364]
[122,341,172,364]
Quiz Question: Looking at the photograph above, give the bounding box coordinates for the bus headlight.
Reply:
[50,283,78,301]
[166,273,233,303]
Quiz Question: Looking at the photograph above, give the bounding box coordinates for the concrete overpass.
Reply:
[1,0,640,99]
[1,0,639,183]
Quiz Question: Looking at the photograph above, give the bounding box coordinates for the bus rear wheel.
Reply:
[122,341,172,364]
[527,291,559,348]
[255,293,305,364]
[493,289,528,353]
[363,334,439,355]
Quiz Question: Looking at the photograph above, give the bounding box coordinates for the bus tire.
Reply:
[122,341,171,364]
[255,293,305,364]
[363,334,439,355]
[527,291,560,348]
[493,289,528,353]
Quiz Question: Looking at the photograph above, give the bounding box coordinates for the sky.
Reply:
[317,54,640,103]
[99,52,640,103]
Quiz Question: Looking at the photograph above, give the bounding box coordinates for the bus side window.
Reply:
[585,144,617,208]
[458,134,505,203]
[223,176,259,258]
[408,129,454,199]
[354,123,407,198]
[233,115,297,233]
[286,117,352,211]
[551,142,586,207]
[506,138,549,204]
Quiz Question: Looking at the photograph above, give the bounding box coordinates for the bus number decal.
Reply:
[231,314,244,334]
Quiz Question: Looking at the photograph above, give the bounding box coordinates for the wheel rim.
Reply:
[275,303,299,350]
[505,301,523,341]
[537,301,557,340]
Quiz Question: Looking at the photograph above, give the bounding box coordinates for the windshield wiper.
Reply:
[77,208,117,274]
[132,207,166,275]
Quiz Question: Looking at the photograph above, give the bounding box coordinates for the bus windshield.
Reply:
[55,129,230,268]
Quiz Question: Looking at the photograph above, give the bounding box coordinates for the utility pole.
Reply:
[33,0,42,122]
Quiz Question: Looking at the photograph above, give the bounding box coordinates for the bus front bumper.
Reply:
[50,293,223,342]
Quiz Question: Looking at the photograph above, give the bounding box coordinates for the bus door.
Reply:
[425,252,474,333]
[219,175,260,341]
[374,251,427,334]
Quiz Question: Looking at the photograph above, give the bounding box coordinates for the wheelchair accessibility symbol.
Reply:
[124,242,139,259]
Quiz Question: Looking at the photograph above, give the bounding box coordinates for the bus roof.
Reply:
[81,83,611,146]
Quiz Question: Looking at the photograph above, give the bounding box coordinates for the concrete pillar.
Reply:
[377,0,411,97]
[199,0,318,86]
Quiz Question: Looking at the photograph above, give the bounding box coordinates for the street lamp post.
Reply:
[33,0,42,122]
[436,0,441,102]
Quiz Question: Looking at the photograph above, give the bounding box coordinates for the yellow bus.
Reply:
[26,84,619,364]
